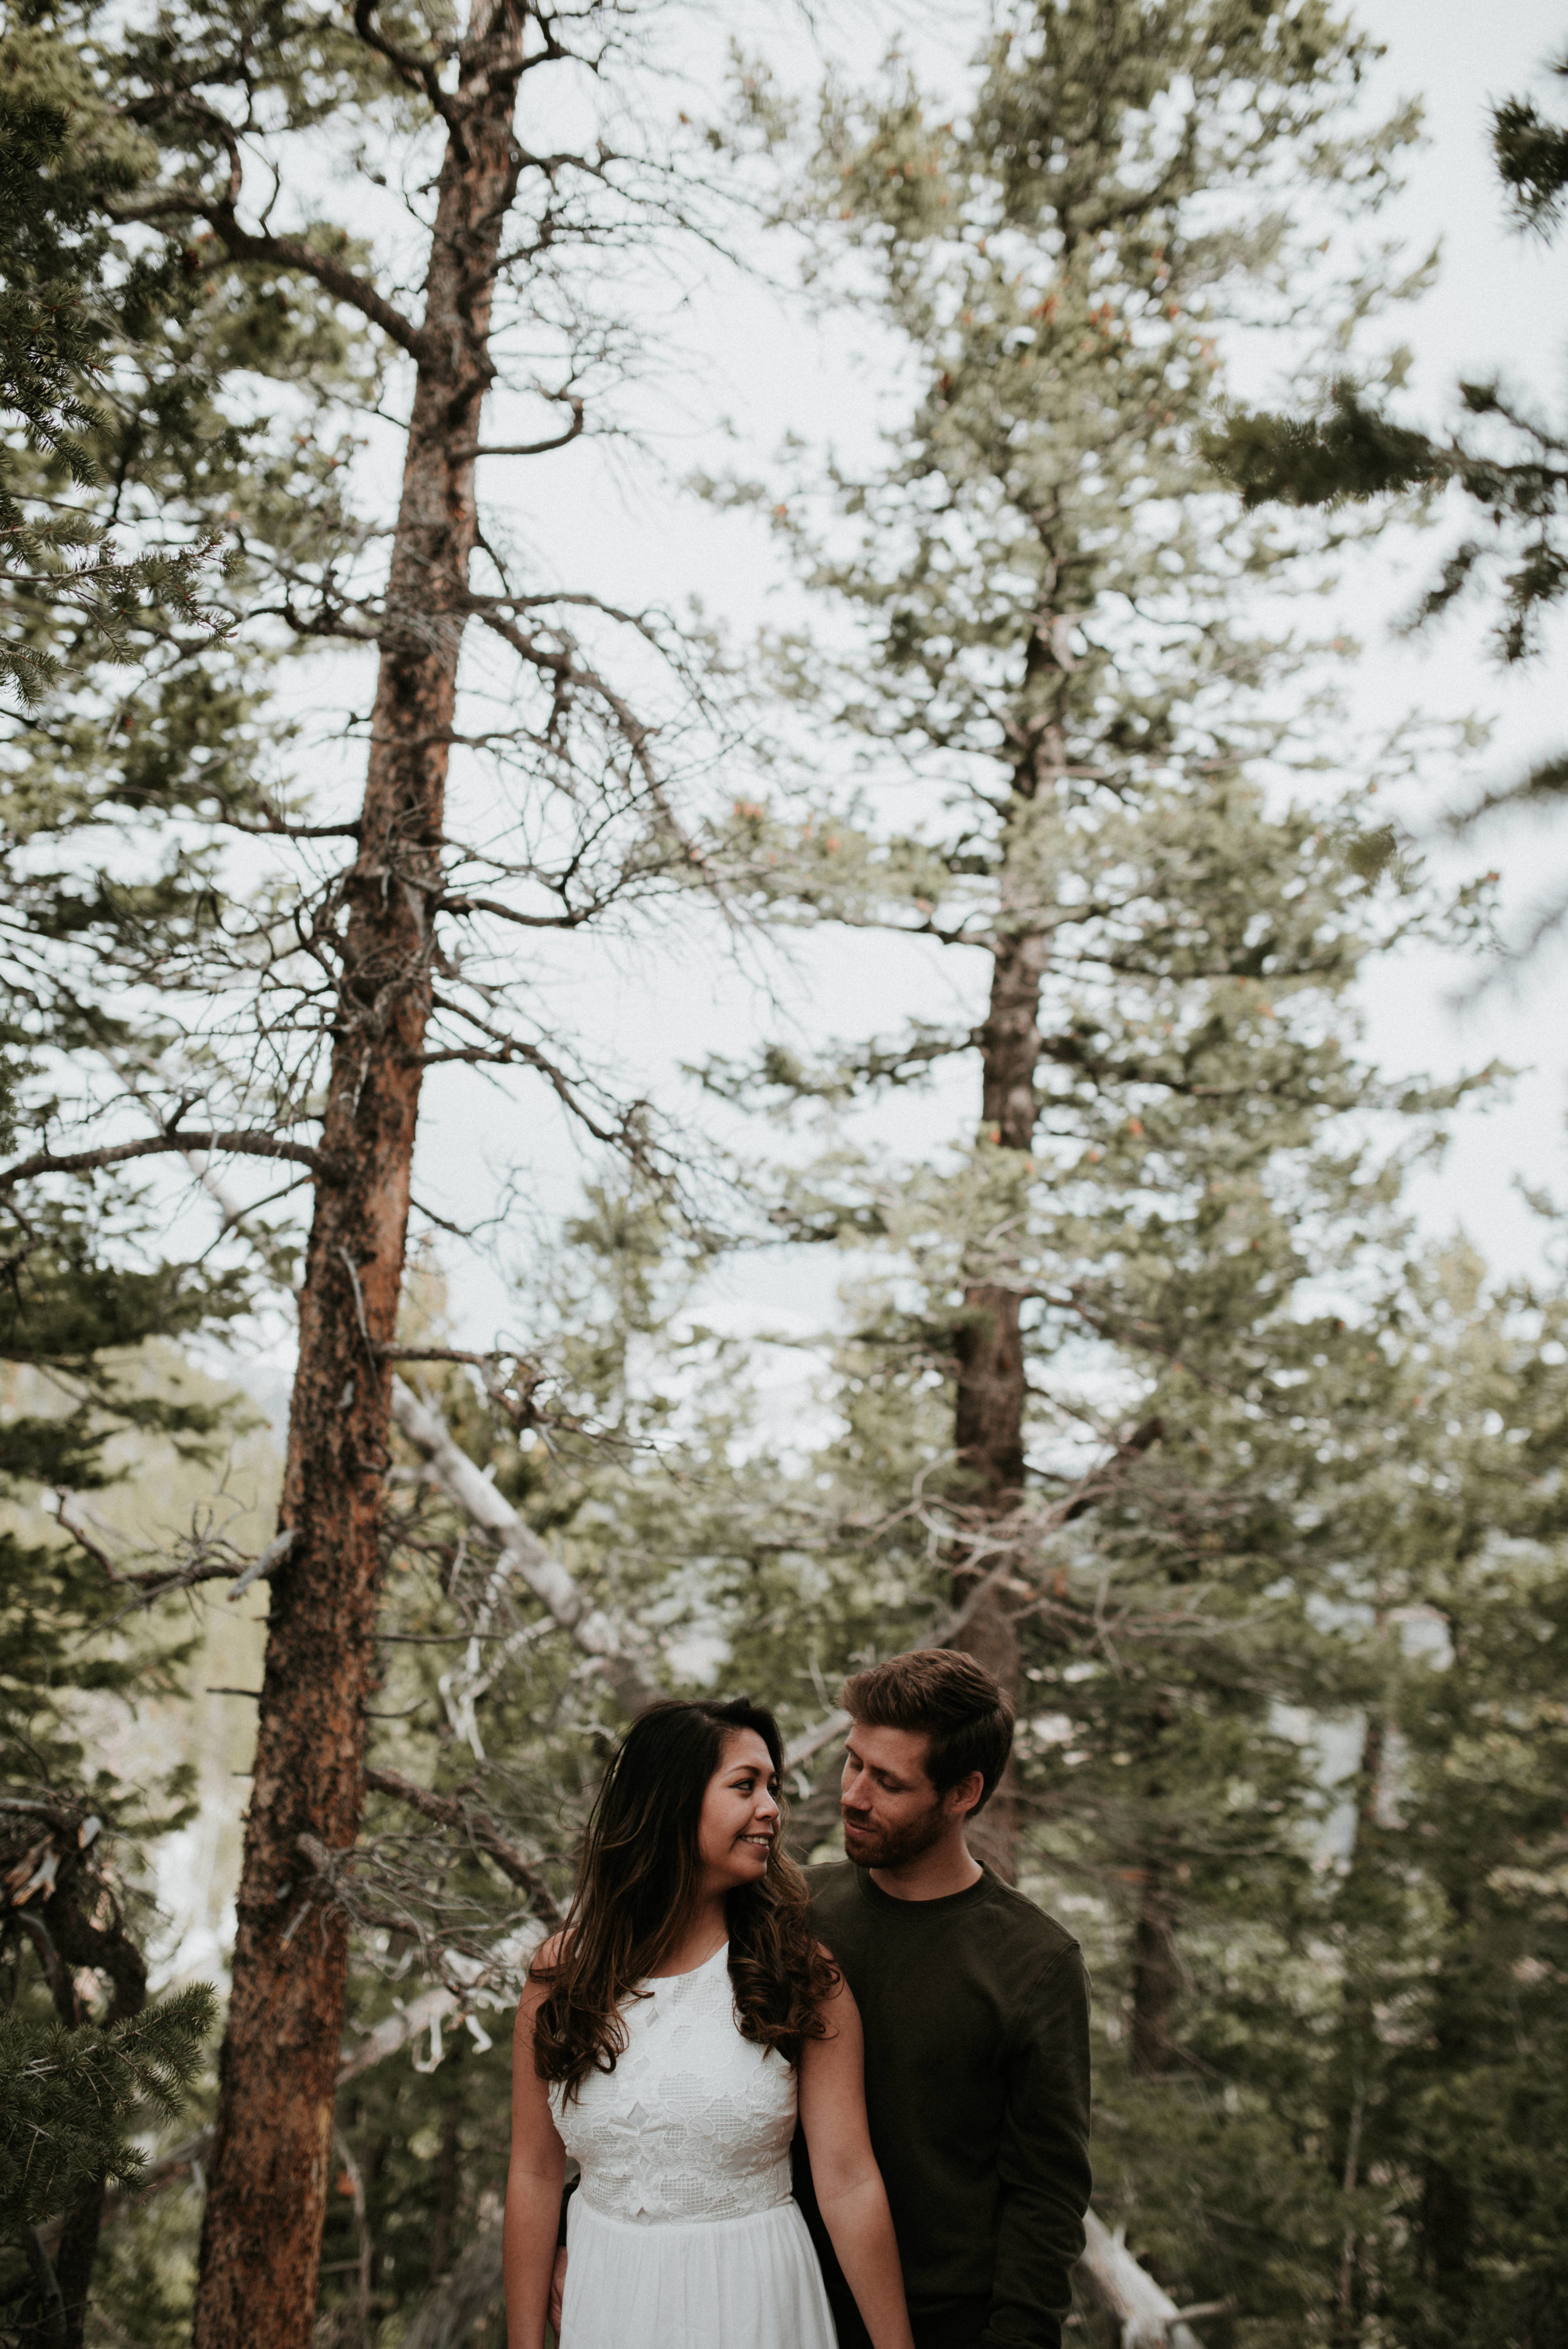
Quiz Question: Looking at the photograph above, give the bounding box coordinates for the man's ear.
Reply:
[945,1770,986,1821]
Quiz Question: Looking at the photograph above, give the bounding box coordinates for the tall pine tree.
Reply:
[0,1,745,2336]
[705,0,1451,1868]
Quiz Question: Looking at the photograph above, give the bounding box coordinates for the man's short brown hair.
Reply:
[840,1650,1015,1813]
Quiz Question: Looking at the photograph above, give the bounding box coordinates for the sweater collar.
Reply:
[853,1861,995,1916]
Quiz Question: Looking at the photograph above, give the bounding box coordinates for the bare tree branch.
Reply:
[389,1379,664,1715]
[362,1766,561,1922]
[53,1495,297,1609]
[1074,2208,1209,2348]
[0,1130,331,1195]
[103,189,428,362]
[351,0,462,130]
[462,391,586,460]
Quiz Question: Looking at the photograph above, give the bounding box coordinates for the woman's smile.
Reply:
[694,1730,782,1891]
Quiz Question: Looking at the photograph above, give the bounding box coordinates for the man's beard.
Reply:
[842,1796,949,1870]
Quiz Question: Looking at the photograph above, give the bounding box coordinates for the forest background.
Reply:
[4,1,1568,2348]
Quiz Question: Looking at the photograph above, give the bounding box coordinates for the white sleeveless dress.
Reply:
[549,1939,839,2349]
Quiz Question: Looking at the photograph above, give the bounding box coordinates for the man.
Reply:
[795,1650,1091,2349]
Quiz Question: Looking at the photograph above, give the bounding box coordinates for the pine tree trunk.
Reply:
[951,929,1045,1876]
[193,10,527,2341]
[1128,1847,1182,2077]
[1332,1712,1385,2346]
[1419,1884,1475,2303]
[28,1829,150,2346]
[948,672,1064,1876]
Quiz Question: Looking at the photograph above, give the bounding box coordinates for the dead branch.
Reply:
[0,1128,331,1194]
[389,1379,664,1715]
[362,1766,561,1922]
[105,184,426,362]
[1073,2208,1208,2348]
[53,1493,296,1608]
[391,1383,1168,1773]
[378,1346,545,1433]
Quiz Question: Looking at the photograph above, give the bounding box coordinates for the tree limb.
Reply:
[0,1130,331,1195]
[389,1379,664,1716]
[53,1495,296,1609]
[362,1766,561,1922]
[1073,2208,1207,2348]
[460,391,586,461]
[103,193,427,362]
[351,0,462,131]
[389,1392,1167,1776]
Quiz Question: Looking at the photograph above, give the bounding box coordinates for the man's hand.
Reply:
[549,2245,567,2336]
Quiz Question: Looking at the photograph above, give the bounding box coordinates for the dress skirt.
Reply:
[560,2190,839,2349]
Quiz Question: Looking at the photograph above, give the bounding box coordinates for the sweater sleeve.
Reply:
[980,1942,1093,2349]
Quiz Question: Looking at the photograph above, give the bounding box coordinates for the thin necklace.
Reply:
[649,1925,727,1980]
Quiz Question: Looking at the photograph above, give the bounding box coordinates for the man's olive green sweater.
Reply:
[797,1862,1091,2349]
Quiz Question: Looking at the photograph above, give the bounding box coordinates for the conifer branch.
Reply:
[361,1767,561,1921]
[0,1130,332,1194]
[351,0,463,132]
[102,189,428,361]
[390,1378,664,1716]
[464,394,586,459]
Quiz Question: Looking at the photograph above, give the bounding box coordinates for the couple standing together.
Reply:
[503,1650,1093,2349]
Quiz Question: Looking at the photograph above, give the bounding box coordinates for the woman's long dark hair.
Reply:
[531,1698,838,2096]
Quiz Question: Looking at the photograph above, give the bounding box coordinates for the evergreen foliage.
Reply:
[295,1189,1568,2347]
[0,1986,215,2235]
[1205,40,1568,950]
[0,1763,218,2346]
[0,33,288,2331]
[0,29,232,708]
[1493,53,1568,233]
[659,4,1568,2338]
[0,4,1565,2347]
[703,0,1469,1835]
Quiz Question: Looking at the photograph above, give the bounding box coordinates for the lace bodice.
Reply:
[549,1941,797,2227]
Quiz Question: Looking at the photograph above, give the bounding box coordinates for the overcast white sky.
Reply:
[1316,0,1568,1280]
[228,0,1568,1407]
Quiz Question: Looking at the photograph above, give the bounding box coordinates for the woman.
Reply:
[503,1697,914,2349]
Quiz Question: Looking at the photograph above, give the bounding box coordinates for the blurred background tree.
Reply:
[1208,41,1568,960]
[699,0,1461,1813]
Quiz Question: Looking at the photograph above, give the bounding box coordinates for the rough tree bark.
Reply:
[191,9,533,2340]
